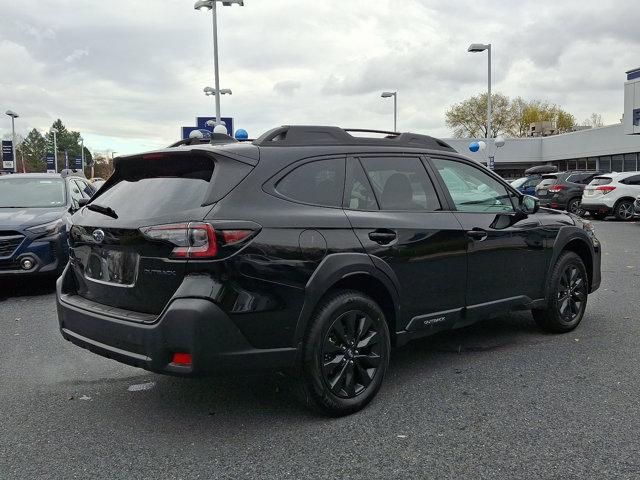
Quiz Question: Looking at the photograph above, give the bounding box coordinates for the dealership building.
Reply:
[443,68,640,179]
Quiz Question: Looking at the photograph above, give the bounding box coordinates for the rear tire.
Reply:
[297,290,390,417]
[532,252,588,333]
[566,197,582,215]
[614,200,634,221]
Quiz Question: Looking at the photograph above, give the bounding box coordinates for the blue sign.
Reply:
[2,140,14,171]
[46,154,55,173]
[181,116,234,139]
[75,156,83,169]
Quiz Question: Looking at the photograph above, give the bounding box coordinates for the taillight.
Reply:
[141,222,217,258]
[140,223,254,259]
[595,185,616,194]
[548,185,565,193]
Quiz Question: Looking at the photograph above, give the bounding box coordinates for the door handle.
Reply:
[368,229,397,245]
[467,228,488,241]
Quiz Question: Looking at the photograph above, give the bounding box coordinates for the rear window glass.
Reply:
[590,177,613,186]
[538,176,557,188]
[95,156,214,219]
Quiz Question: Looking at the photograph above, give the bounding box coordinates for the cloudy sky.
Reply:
[0,0,638,155]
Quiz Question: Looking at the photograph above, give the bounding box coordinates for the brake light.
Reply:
[548,185,565,193]
[595,185,616,194]
[141,222,217,258]
[141,223,255,259]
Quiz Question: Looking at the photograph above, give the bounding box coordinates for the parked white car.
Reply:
[581,172,640,220]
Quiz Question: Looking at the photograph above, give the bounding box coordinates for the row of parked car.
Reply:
[511,167,640,220]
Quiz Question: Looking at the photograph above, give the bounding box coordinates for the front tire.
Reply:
[298,290,390,416]
[532,252,588,333]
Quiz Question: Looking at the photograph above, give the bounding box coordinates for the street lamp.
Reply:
[468,43,492,142]
[381,92,398,132]
[5,110,18,173]
[50,127,59,174]
[78,136,85,172]
[204,87,232,96]
[194,0,244,127]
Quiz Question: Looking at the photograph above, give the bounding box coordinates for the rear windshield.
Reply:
[589,177,613,186]
[0,177,66,208]
[538,175,557,188]
[95,156,214,219]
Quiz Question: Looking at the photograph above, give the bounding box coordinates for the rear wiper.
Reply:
[86,203,118,219]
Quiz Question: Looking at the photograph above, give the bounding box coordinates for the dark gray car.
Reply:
[535,171,600,214]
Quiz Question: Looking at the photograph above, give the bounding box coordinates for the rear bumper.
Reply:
[580,203,612,215]
[56,270,297,376]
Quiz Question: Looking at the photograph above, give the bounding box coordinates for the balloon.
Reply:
[478,141,487,151]
[213,124,228,134]
[235,129,249,140]
[469,142,480,152]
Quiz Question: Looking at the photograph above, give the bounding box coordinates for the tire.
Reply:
[614,200,634,221]
[566,197,582,215]
[297,290,390,416]
[532,252,588,333]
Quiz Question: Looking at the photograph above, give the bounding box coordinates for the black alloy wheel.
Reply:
[321,310,382,399]
[556,264,587,323]
[567,198,582,215]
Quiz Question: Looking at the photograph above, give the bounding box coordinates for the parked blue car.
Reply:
[0,171,95,277]
[511,165,558,196]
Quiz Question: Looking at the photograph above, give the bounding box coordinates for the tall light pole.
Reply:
[50,127,59,174]
[381,92,398,132]
[79,136,85,173]
[194,0,244,127]
[468,43,492,141]
[5,110,18,173]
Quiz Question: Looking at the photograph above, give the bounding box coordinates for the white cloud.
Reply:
[0,0,637,154]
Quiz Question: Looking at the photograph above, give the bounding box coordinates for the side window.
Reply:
[275,158,345,207]
[432,158,515,213]
[359,157,441,211]
[68,180,84,207]
[623,175,640,186]
[74,180,94,198]
[344,158,378,210]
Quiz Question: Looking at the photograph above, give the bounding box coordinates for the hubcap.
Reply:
[321,310,382,399]
[569,200,581,214]
[557,265,586,323]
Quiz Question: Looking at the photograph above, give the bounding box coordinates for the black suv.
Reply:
[535,171,600,214]
[57,126,602,416]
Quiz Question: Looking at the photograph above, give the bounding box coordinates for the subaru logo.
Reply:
[92,229,105,244]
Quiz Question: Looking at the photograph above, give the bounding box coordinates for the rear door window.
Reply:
[275,158,345,207]
[359,156,441,211]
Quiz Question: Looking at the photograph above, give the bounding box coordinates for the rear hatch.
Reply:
[583,176,614,202]
[68,149,254,315]
[535,174,559,199]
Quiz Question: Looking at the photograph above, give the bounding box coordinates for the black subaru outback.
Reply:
[57,126,601,416]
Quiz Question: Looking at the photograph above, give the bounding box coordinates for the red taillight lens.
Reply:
[595,185,616,194]
[171,352,192,366]
[221,229,253,245]
[141,222,217,258]
[548,185,565,193]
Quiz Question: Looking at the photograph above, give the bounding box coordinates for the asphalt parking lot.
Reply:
[1,219,639,480]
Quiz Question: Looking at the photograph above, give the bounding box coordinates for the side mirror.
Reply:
[520,195,539,215]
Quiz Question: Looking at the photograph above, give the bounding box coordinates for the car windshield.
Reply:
[0,177,66,208]
[511,177,528,188]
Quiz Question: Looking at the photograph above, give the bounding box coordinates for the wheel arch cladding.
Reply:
[560,238,593,290]
[615,197,636,208]
[294,253,400,346]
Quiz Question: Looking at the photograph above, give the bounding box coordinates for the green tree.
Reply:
[44,119,92,174]
[19,128,47,172]
[447,94,577,138]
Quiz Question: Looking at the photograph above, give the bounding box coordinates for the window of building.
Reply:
[599,156,611,172]
[612,155,624,172]
[587,157,597,171]
[624,153,637,172]
[360,157,440,211]
[275,158,345,207]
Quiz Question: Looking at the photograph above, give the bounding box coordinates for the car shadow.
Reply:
[98,312,543,421]
[0,275,57,300]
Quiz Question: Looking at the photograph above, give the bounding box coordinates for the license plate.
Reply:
[85,247,139,286]
[538,189,547,196]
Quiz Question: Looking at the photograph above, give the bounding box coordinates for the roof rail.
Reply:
[253,125,455,151]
